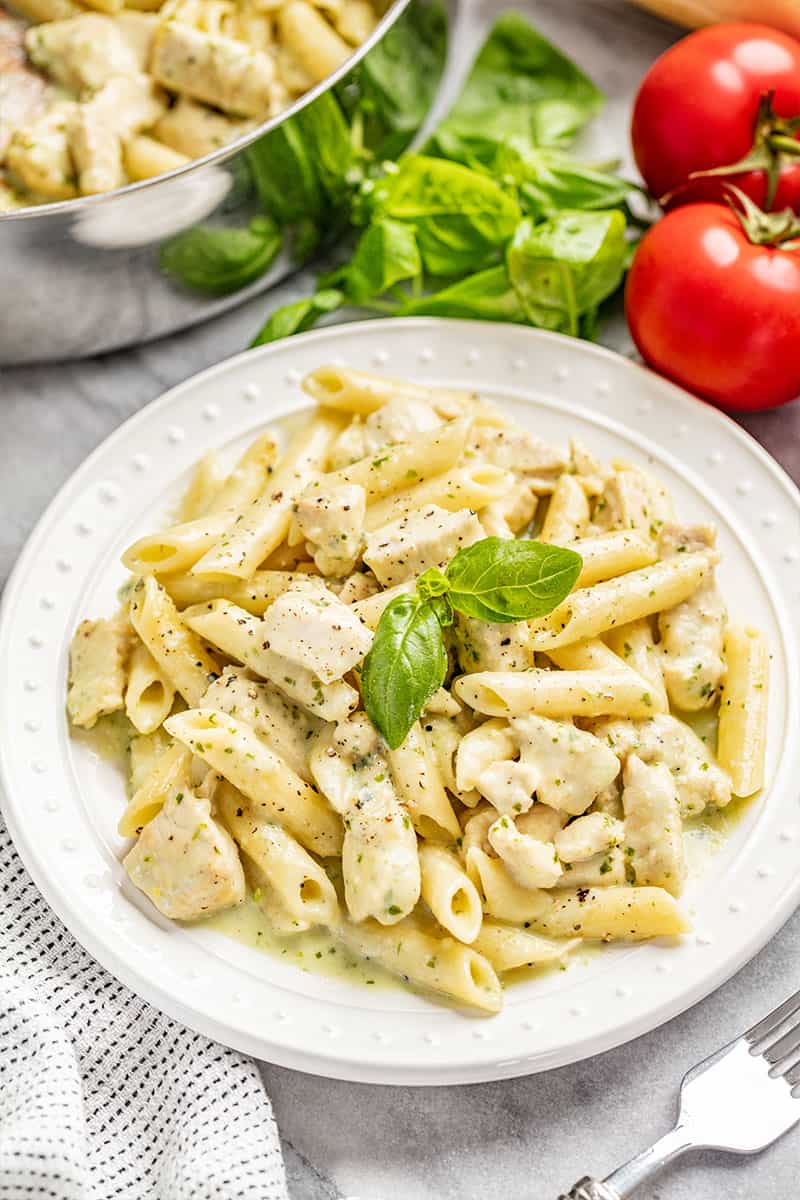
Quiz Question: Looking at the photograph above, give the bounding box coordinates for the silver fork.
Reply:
[559,987,800,1199]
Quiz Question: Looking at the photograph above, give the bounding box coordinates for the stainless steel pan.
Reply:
[0,0,418,364]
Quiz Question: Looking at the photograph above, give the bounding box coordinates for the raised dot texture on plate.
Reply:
[167,426,184,445]
[203,403,220,420]
[244,381,262,399]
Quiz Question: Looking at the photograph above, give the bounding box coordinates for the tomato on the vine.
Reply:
[631,23,800,210]
[625,198,800,412]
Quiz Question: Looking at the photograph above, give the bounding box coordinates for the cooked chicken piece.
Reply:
[592,463,674,534]
[124,788,245,920]
[469,426,567,492]
[292,482,366,576]
[589,714,731,817]
[0,6,45,158]
[488,815,562,890]
[67,616,132,728]
[261,581,372,684]
[67,75,165,194]
[25,13,143,92]
[622,754,686,896]
[555,812,624,863]
[364,504,484,587]
[361,397,441,453]
[455,611,533,673]
[512,714,621,815]
[6,101,77,199]
[150,22,275,117]
[658,523,727,710]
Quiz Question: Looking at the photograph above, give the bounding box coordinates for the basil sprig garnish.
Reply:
[362,538,581,748]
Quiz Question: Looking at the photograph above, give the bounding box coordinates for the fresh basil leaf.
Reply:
[494,144,634,220]
[338,0,448,160]
[160,217,281,295]
[400,264,527,322]
[250,288,344,347]
[445,537,581,623]
[427,12,603,163]
[361,593,448,749]
[372,155,520,276]
[416,567,450,599]
[341,218,421,304]
[507,210,627,337]
[248,92,352,232]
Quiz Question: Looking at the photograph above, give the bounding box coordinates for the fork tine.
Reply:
[786,1060,800,1088]
[746,987,800,1048]
[764,1020,800,1069]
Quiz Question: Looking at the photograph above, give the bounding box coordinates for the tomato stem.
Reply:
[666,91,800,210]
[725,185,800,247]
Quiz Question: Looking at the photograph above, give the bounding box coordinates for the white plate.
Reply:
[2,319,799,1086]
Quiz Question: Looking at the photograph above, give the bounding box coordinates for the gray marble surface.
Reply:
[2,2,799,1197]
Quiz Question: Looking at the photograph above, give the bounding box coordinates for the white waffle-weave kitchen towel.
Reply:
[0,811,288,1200]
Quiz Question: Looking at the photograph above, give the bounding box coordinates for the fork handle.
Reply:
[559,1125,695,1199]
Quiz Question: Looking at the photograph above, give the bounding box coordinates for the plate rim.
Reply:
[2,317,799,1086]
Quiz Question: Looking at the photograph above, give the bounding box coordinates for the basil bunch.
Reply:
[361,537,581,749]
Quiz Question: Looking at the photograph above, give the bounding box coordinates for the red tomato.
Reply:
[625,203,800,411]
[632,23,800,208]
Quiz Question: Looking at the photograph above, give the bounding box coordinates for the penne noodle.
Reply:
[386,722,461,842]
[316,416,472,503]
[159,568,311,614]
[364,464,513,531]
[165,708,342,856]
[191,413,343,578]
[567,530,657,588]
[472,922,580,972]
[419,845,483,944]
[528,550,718,650]
[526,886,689,941]
[118,742,191,837]
[540,474,590,544]
[605,619,669,712]
[335,917,502,1014]
[177,450,225,522]
[129,576,220,707]
[717,624,769,797]
[546,638,667,713]
[124,640,176,734]
[302,365,477,417]
[454,668,663,719]
[218,782,339,928]
[277,0,351,84]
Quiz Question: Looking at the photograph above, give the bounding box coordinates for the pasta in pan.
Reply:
[66,365,770,1015]
[0,0,380,206]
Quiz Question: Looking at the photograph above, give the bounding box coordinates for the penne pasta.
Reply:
[165,708,342,856]
[336,918,502,1014]
[528,550,718,650]
[191,413,343,578]
[454,668,664,719]
[419,845,483,944]
[317,416,472,503]
[717,624,769,797]
[386,722,461,842]
[364,465,513,531]
[472,922,580,972]
[124,639,176,734]
[67,364,768,1017]
[567,530,657,588]
[218,782,339,929]
[129,575,220,707]
[302,365,477,417]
